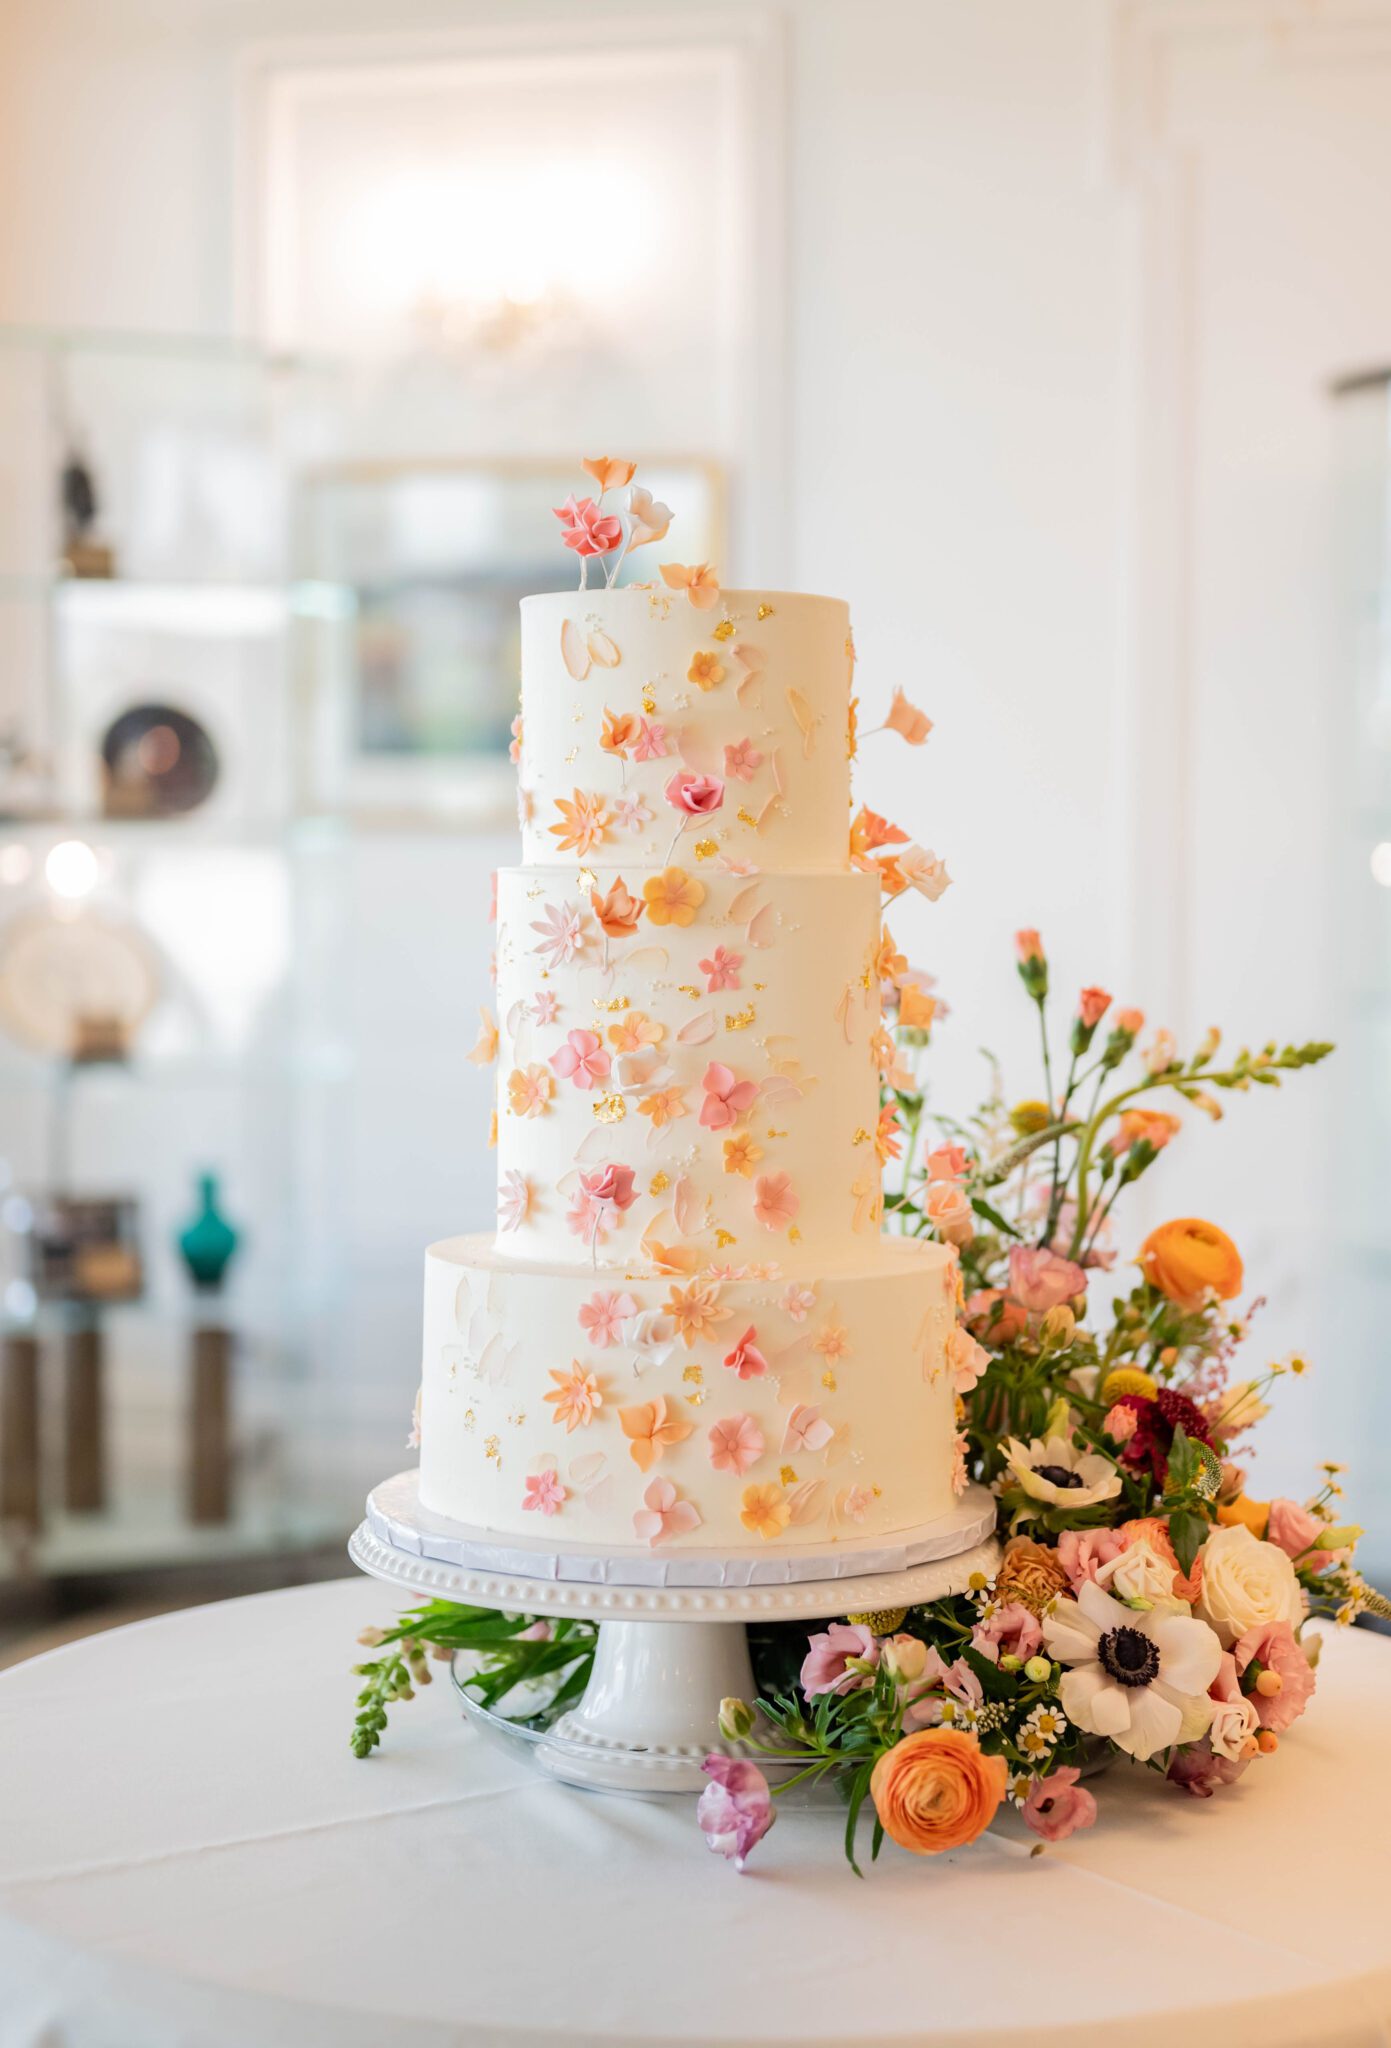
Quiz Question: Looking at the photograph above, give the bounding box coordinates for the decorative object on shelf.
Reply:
[62,1313,105,1513]
[0,908,159,1058]
[348,460,1383,1877]
[29,1195,142,1304]
[60,443,116,580]
[177,1172,241,1526]
[100,703,220,819]
[0,1332,42,1535]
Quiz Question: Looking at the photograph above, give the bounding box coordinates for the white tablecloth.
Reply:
[0,1578,1387,2048]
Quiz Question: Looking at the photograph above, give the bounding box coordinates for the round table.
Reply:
[0,1579,1387,2048]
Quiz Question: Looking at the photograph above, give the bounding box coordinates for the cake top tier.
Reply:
[516,587,856,873]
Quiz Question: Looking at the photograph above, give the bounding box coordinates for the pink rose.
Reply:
[924,1180,974,1247]
[697,1755,775,1870]
[971,1600,1042,1666]
[1267,1498,1339,1574]
[800,1623,880,1697]
[1007,1245,1086,1315]
[1022,1765,1097,1842]
[1233,1620,1316,1734]
[664,770,725,817]
[1057,1525,1127,1588]
[579,1163,637,1211]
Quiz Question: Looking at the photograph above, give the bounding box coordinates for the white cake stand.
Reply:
[349,1474,1000,1795]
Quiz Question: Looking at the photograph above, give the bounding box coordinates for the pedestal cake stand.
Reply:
[350,1471,1000,1795]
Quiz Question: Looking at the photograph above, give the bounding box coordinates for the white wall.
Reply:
[1,0,1385,1532]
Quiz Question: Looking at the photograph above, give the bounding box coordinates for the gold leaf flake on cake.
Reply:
[641,691,657,713]
[463,1408,476,1431]
[788,1226,802,1244]
[694,838,718,860]
[821,1370,838,1392]
[853,1127,871,1145]
[677,984,701,999]
[649,1171,670,1194]
[592,1093,626,1123]
[736,807,757,828]
[484,1435,501,1465]
[564,749,578,765]
[780,1464,798,1486]
[714,1228,737,1248]
[757,603,775,620]
[592,994,630,1011]
[577,868,597,891]
[506,1409,526,1428]
[712,618,735,641]
[753,981,766,991]
[526,884,544,899]
[682,1364,704,1385]
[767,1127,787,1139]
[725,1005,756,1031]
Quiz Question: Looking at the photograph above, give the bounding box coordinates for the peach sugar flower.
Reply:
[633,1476,701,1547]
[665,769,725,818]
[780,1282,816,1321]
[740,1482,791,1540]
[897,845,952,901]
[507,1065,554,1118]
[549,1029,611,1090]
[753,1172,799,1232]
[465,1005,497,1066]
[812,1319,851,1363]
[625,485,672,550]
[708,1412,764,1475]
[701,1061,759,1131]
[849,805,909,858]
[590,877,645,940]
[723,1326,769,1381]
[665,1280,731,1347]
[924,1179,974,1247]
[549,789,612,856]
[608,1010,664,1053]
[874,1102,903,1164]
[927,1144,968,1181]
[600,708,641,758]
[531,990,560,1025]
[783,1403,833,1454]
[632,717,668,761]
[522,1469,567,1516]
[883,689,933,745]
[577,1290,638,1348]
[582,455,637,492]
[643,867,706,927]
[723,737,764,782]
[661,561,721,610]
[699,946,743,993]
[639,1087,688,1128]
[619,1395,693,1471]
[723,1130,763,1178]
[899,985,936,1028]
[687,650,726,690]
[544,1363,606,1431]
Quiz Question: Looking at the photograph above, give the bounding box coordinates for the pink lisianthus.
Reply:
[664,769,725,817]
[697,1755,775,1870]
[1167,1739,1250,1798]
[553,493,621,557]
[924,1179,974,1247]
[1022,1765,1097,1842]
[800,1623,880,1698]
[1233,1620,1316,1733]
[902,1655,984,1732]
[1267,1497,1341,1574]
[1057,1524,1127,1589]
[971,1600,1043,1666]
[1007,1245,1086,1315]
[965,1288,1029,1346]
[579,1164,637,1212]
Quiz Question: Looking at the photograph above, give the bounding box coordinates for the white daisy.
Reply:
[1042,1579,1221,1762]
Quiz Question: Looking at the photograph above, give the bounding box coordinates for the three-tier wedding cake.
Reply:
[415,480,962,1560]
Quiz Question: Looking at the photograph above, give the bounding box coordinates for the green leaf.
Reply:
[1167,1508,1207,1580]
[969,1195,1023,1240]
[961,1644,1017,1703]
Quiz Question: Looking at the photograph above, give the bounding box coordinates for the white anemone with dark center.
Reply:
[1042,1578,1223,1760]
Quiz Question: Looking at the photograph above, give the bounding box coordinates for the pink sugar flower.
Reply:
[578,1290,638,1348]
[700,1060,759,1130]
[1007,1245,1086,1314]
[699,945,743,993]
[553,493,621,557]
[708,1412,764,1475]
[723,1326,769,1381]
[578,1163,637,1211]
[971,1600,1043,1666]
[1233,1620,1316,1734]
[782,1403,833,1454]
[613,792,653,834]
[522,1468,567,1516]
[780,1283,816,1322]
[723,737,764,782]
[531,989,560,1024]
[1022,1765,1097,1843]
[631,717,669,762]
[632,1476,702,1548]
[926,1144,969,1181]
[549,1029,611,1090]
[565,1190,607,1243]
[753,1171,799,1233]
[697,1755,774,1871]
[801,1623,880,1698]
[664,769,725,817]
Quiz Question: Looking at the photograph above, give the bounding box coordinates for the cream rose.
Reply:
[1097,1537,1184,1607]
[1195,1524,1303,1648]
[1207,1690,1259,1762]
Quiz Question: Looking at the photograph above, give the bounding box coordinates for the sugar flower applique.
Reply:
[509,712,523,766]
[590,877,645,942]
[722,1130,763,1178]
[753,1171,800,1232]
[665,768,724,818]
[849,805,909,860]
[530,989,560,1025]
[860,688,933,746]
[707,1412,765,1475]
[812,1317,851,1363]
[545,1364,607,1432]
[740,1481,791,1540]
[633,1476,702,1547]
[530,900,588,968]
[556,460,674,589]
[699,945,742,993]
[781,1282,817,1322]
[600,708,641,760]
[723,1326,769,1381]
[613,791,655,834]
[522,1468,567,1516]
[465,1006,497,1066]
[722,737,763,783]
[497,1170,532,1234]
[578,1290,639,1349]
[619,1395,693,1471]
[898,845,952,902]
[700,1061,759,1131]
[661,561,721,611]
[687,650,726,690]
[643,866,706,928]
[631,716,669,762]
[782,1403,834,1455]
[554,493,622,566]
[578,1163,637,1229]
[625,484,672,551]
[507,1065,554,1118]
[549,789,612,857]
[666,1280,731,1348]
[582,455,637,493]
[608,1010,665,1054]
[638,1086,688,1129]
[625,1308,678,1370]
[549,1029,611,1090]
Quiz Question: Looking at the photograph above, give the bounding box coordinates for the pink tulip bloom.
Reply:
[549,1029,611,1090]
[697,1755,775,1870]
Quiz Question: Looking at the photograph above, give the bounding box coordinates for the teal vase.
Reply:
[178,1173,240,1293]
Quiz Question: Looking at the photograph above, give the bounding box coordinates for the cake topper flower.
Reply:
[660,561,721,610]
[555,462,674,589]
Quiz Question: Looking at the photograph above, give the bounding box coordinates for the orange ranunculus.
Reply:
[1217,1494,1271,1539]
[1138,1218,1243,1310]
[869,1728,1007,1857]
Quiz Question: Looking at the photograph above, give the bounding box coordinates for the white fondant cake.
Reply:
[417,582,960,1553]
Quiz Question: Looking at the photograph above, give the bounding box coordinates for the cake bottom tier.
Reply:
[417,1235,962,1555]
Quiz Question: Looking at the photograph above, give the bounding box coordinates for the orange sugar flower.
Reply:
[883,689,933,746]
[618,1394,693,1472]
[465,1005,498,1066]
[639,1087,687,1129]
[874,853,909,898]
[549,789,612,857]
[608,1009,665,1053]
[643,866,706,928]
[665,1280,731,1347]
[590,877,645,940]
[544,1363,606,1432]
[507,1064,554,1118]
[582,455,637,492]
[753,1172,799,1233]
[660,561,721,611]
[850,805,910,859]
[600,708,642,758]
[740,1482,791,1541]
[876,926,908,987]
[812,1319,851,1363]
[687,649,726,691]
[898,985,937,1029]
[645,1237,699,1276]
[874,1102,903,1165]
[722,1130,763,1178]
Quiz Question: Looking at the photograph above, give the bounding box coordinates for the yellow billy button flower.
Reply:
[1100,1365,1158,1404]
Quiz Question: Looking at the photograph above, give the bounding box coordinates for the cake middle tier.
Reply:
[494,864,886,1269]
